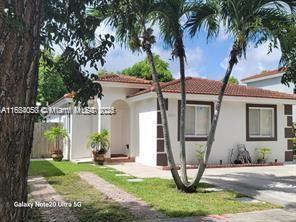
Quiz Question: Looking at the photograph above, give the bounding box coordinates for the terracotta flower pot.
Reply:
[52,151,63,161]
[92,150,105,165]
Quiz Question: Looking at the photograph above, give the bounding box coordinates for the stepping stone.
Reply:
[203,187,224,192]
[115,173,130,177]
[127,178,144,183]
[236,197,262,203]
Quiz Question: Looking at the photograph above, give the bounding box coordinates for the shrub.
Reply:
[196,144,205,163]
[44,126,68,152]
[87,129,110,154]
[256,147,271,160]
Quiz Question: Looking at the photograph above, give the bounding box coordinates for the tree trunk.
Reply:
[188,43,240,191]
[143,43,186,190]
[178,45,188,185]
[0,1,43,221]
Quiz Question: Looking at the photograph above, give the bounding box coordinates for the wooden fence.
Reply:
[31,122,62,159]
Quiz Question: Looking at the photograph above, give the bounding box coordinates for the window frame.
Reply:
[178,100,214,141]
[246,104,277,141]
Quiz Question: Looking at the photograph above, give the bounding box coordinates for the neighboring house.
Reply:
[47,74,296,166]
[241,69,296,121]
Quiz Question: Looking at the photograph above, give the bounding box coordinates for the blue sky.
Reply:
[91,23,282,82]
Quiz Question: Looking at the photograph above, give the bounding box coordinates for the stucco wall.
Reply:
[246,76,294,94]
[246,77,296,121]
[71,114,98,160]
[100,87,139,158]
[166,98,286,165]
[110,100,130,155]
[130,98,157,166]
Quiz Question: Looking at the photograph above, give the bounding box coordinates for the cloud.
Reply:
[94,23,146,72]
[217,25,230,42]
[100,47,146,72]
[183,47,205,77]
[91,22,206,77]
[219,42,282,81]
[152,45,204,78]
[95,22,116,37]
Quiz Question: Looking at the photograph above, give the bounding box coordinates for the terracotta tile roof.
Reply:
[131,77,296,100]
[64,92,74,98]
[98,74,152,85]
[241,68,287,82]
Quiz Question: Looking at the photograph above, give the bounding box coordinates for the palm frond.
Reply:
[185,0,220,40]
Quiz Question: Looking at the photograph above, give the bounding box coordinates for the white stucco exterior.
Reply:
[46,97,98,161]
[46,79,295,165]
[131,98,158,166]
[242,73,296,121]
[99,83,149,159]
[71,114,98,159]
[166,98,286,165]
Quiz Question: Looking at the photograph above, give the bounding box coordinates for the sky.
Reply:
[83,22,282,82]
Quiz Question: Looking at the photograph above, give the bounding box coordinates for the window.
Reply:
[178,101,213,141]
[246,104,277,141]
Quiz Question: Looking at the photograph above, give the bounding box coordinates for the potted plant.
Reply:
[196,144,205,165]
[87,129,110,165]
[44,126,68,161]
[256,147,271,164]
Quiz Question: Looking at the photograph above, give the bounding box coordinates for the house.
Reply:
[241,68,296,121]
[47,74,296,166]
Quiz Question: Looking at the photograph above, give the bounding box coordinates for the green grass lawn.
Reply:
[48,174,134,222]
[29,160,277,218]
[28,161,134,222]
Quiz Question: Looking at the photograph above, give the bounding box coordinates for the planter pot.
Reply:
[257,159,266,164]
[93,153,105,165]
[52,153,63,161]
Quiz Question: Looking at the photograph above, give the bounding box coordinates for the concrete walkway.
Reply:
[28,176,78,222]
[200,165,296,208]
[107,163,296,208]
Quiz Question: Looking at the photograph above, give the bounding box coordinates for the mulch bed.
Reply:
[162,162,284,170]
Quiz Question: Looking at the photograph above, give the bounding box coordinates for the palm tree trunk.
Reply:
[143,43,186,190]
[0,1,43,221]
[188,43,240,191]
[178,52,188,185]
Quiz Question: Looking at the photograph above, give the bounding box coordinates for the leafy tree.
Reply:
[221,76,239,85]
[186,0,295,190]
[37,53,67,106]
[122,54,173,82]
[280,24,296,86]
[0,1,114,220]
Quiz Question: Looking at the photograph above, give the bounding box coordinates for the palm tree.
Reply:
[186,0,295,191]
[92,0,186,190]
[156,0,192,184]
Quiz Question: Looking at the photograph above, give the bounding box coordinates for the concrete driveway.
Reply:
[107,163,296,208]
